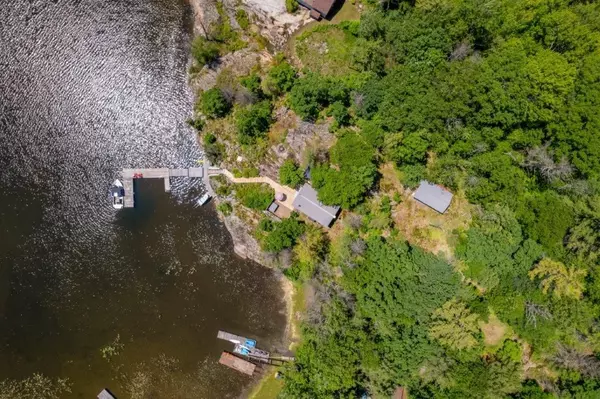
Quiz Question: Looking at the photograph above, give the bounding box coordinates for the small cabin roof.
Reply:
[292,184,340,227]
[413,181,453,213]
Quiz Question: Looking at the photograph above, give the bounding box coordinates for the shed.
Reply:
[412,181,453,213]
[97,389,117,399]
[292,184,340,227]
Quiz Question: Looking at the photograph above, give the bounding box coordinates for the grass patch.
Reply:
[295,25,357,76]
[248,369,284,399]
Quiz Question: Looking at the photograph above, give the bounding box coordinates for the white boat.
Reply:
[110,179,125,209]
[196,193,211,206]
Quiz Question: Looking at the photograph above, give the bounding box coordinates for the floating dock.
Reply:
[97,389,117,399]
[121,167,204,208]
[219,351,256,376]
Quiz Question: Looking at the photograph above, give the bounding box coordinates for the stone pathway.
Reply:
[209,168,297,210]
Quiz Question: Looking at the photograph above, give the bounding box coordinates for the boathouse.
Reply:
[297,0,339,20]
[412,180,453,214]
[292,183,340,227]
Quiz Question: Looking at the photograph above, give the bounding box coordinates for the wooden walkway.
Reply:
[121,167,204,208]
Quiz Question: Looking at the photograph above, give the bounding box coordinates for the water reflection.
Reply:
[0,1,286,397]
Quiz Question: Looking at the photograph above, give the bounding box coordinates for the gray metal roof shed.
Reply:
[292,184,340,227]
[413,181,453,213]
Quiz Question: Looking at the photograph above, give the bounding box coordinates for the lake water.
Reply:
[0,0,286,397]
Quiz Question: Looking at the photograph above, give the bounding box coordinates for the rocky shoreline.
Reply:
[187,0,306,368]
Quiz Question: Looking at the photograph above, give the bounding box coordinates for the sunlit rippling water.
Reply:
[0,1,286,397]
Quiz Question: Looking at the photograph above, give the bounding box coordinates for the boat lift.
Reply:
[216,330,295,370]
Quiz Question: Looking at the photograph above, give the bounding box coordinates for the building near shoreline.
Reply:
[413,180,454,214]
[293,183,340,227]
[297,0,339,20]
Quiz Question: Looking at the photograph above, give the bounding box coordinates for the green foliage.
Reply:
[191,36,219,66]
[285,0,298,13]
[235,9,250,30]
[291,225,328,281]
[260,214,306,253]
[428,299,480,351]
[312,131,378,209]
[289,74,349,120]
[199,88,231,119]
[235,101,273,145]
[264,61,297,96]
[279,159,304,188]
[235,183,273,209]
[529,258,587,300]
[240,73,263,98]
[217,201,233,216]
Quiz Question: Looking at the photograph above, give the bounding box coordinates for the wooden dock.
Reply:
[219,352,256,376]
[121,167,204,208]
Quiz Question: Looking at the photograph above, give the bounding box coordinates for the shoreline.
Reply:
[186,1,306,395]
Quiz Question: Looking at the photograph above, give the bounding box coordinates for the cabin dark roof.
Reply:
[413,180,453,213]
[292,184,340,227]
[313,0,337,16]
[297,0,338,18]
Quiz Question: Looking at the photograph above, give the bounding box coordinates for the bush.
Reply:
[217,201,233,216]
[289,74,348,120]
[186,118,204,131]
[285,0,298,13]
[279,159,305,187]
[191,36,219,66]
[236,101,273,145]
[199,88,231,119]
[264,61,297,96]
[235,184,274,209]
[261,214,305,252]
[241,73,263,98]
[203,132,217,145]
[235,9,250,30]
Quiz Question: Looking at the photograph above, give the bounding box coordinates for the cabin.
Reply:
[292,183,340,227]
[412,180,453,214]
[97,389,117,399]
[297,0,339,20]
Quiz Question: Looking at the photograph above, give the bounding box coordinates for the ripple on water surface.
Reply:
[0,1,286,397]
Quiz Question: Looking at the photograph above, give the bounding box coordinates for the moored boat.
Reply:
[110,179,125,209]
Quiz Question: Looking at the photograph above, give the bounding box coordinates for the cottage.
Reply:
[412,180,453,213]
[292,183,340,227]
[297,0,339,20]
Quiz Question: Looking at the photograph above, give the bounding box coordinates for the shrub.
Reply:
[235,9,250,30]
[199,88,231,119]
[236,101,273,145]
[217,201,233,216]
[203,132,217,145]
[261,214,305,252]
[235,183,274,209]
[186,118,204,131]
[191,36,219,66]
[264,61,297,96]
[279,159,304,188]
[285,0,298,13]
[241,73,263,98]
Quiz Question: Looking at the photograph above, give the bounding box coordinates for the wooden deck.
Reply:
[121,167,205,208]
[219,352,256,376]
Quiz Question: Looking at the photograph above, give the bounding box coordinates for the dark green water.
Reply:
[0,1,286,397]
